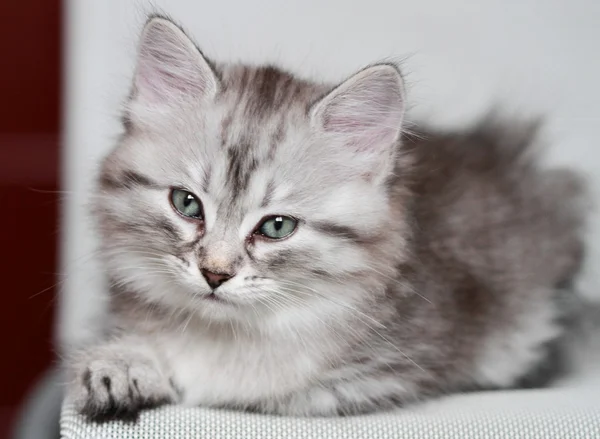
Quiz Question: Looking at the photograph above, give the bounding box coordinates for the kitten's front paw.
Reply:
[69,345,179,422]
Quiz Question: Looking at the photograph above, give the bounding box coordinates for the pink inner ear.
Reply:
[322,93,403,151]
[318,68,404,151]
[136,58,200,104]
[325,114,370,131]
[133,20,215,106]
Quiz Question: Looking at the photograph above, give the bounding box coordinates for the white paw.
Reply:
[68,344,179,422]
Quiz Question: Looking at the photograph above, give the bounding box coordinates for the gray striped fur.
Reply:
[67,15,587,421]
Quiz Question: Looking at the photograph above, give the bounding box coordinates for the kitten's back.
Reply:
[406,118,585,289]
[391,117,587,388]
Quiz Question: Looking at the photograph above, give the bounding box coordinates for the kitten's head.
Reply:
[94,17,410,328]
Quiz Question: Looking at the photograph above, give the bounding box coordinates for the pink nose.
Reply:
[201,269,234,289]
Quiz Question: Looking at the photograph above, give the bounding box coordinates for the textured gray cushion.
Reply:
[61,379,600,439]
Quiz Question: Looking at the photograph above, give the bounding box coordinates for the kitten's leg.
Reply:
[66,336,179,422]
[268,375,414,416]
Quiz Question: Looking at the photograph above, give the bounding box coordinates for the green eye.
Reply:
[170,189,203,219]
[257,216,297,239]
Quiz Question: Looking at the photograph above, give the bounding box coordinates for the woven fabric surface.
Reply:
[61,383,600,439]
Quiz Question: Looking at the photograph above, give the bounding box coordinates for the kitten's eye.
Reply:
[170,189,203,219]
[256,216,297,240]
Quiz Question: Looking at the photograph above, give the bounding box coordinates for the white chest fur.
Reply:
[156,327,331,406]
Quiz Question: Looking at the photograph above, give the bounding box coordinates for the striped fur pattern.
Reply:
[67,16,587,421]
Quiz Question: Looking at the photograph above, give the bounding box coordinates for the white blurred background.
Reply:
[62,0,600,348]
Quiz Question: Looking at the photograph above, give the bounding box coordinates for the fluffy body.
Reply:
[67,16,586,420]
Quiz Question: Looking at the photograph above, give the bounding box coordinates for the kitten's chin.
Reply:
[203,292,227,303]
[193,290,234,306]
[188,292,255,323]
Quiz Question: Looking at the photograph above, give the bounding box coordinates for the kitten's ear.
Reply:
[130,17,218,110]
[310,64,405,177]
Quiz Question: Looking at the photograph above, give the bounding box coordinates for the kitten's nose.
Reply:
[201,269,234,289]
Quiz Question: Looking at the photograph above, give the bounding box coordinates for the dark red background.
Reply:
[0,0,61,436]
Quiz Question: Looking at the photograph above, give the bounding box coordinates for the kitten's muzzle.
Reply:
[201,268,234,289]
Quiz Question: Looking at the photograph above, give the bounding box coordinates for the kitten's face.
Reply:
[94,18,407,327]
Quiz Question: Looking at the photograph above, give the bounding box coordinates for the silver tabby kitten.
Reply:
[67,16,586,421]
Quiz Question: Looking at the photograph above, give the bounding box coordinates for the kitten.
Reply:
[66,15,586,421]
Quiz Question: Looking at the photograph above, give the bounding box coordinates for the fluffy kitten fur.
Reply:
[67,16,586,421]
